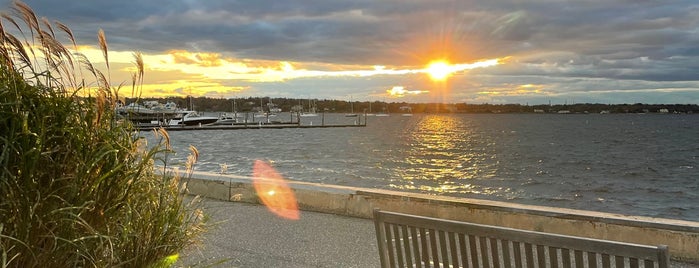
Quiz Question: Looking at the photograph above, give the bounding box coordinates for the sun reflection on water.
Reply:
[391,115,504,196]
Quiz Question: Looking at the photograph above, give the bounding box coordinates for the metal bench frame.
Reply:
[373,209,669,268]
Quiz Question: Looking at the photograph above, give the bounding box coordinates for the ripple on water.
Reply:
[145,114,699,221]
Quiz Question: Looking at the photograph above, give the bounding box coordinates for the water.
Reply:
[147,113,699,221]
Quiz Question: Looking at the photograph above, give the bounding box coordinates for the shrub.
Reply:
[0,2,204,267]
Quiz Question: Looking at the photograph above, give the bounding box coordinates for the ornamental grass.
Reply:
[0,1,204,267]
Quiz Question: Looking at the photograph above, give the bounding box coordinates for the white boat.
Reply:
[214,99,243,124]
[169,111,219,126]
[116,101,185,124]
[365,102,376,116]
[399,105,413,116]
[345,97,357,117]
[255,112,277,118]
[214,112,241,125]
[267,100,282,114]
[375,104,390,117]
[300,99,319,117]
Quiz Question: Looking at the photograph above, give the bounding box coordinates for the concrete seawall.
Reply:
[183,171,699,263]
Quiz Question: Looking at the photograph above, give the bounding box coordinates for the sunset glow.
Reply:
[67,45,504,99]
[426,61,453,81]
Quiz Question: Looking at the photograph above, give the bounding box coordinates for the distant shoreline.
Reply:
[125,96,699,114]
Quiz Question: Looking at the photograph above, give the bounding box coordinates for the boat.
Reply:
[214,112,241,125]
[214,99,243,124]
[169,111,219,126]
[399,105,413,117]
[267,100,282,114]
[365,102,376,116]
[376,106,390,117]
[375,100,390,117]
[116,101,185,124]
[345,97,358,117]
[300,99,319,117]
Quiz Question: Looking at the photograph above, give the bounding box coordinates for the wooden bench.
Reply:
[373,209,669,268]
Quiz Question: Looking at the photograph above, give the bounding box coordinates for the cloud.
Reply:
[387,86,429,98]
[3,0,699,104]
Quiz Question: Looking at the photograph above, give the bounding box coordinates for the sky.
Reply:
[2,0,699,104]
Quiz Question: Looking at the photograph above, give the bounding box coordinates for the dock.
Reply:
[134,122,366,131]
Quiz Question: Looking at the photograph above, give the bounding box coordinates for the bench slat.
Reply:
[382,222,396,267]
[447,232,463,267]
[525,243,535,268]
[492,237,502,268]
[502,239,512,268]
[629,257,639,268]
[513,241,523,267]
[602,253,611,268]
[615,255,624,268]
[392,224,405,268]
[401,225,413,268]
[574,250,584,268]
[537,244,546,268]
[479,236,490,267]
[589,252,598,268]
[551,247,560,268]
[409,226,422,268]
[419,227,428,266]
[469,234,479,268]
[429,228,440,266]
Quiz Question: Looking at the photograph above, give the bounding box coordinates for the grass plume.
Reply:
[0,1,205,267]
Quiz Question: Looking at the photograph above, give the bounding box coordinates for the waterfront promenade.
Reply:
[178,198,380,267]
[177,172,699,267]
[179,198,699,268]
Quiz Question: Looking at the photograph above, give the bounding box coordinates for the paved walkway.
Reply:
[179,197,699,268]
[178,198,380,267]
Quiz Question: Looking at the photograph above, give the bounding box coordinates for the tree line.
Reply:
[125,96,699,114]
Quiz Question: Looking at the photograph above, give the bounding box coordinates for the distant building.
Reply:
[534,109,545,113]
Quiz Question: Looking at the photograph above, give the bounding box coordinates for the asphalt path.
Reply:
[178,197,699,268]
[178,198,380,267]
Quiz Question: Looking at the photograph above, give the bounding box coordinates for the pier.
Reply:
[134,122,366,131]
[132,112,371,131]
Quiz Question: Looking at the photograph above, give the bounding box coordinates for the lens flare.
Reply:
[252,160,300,220]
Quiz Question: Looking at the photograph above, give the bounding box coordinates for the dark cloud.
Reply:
[3,0,699,103]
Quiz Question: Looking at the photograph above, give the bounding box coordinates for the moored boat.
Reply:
[169,111,219,126]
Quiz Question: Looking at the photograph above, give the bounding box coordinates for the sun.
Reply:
[426,60,453,81]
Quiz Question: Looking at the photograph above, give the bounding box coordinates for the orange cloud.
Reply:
[477,84,547,96]
[168,50,224,67]
[387,86,429,97]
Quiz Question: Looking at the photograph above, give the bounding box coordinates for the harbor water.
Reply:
[145,113,699,221]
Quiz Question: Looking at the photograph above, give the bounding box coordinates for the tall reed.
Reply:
[0,1,204,267]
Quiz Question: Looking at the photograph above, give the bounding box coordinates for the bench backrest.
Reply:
[373,209,669,268]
